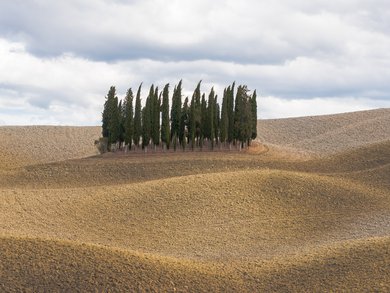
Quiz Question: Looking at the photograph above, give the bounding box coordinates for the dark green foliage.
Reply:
[123,88,134,148]
[200,93,207,147]
[234,85,252,146]
[214,96,220,145]
[170,80,182,150]
[180,97,189,148]
[207,88,215,149]
[220,88,228,143]
[188,81,202,149]
[133,84,142,147]
[251,90,257,140]
[142,91,152,149]
[161,84,170,149]
[102,87,113,139]
[102,86,121,146]
[118,100,125,146]
[151,85,160,146]
[227,82,235,143]
[102,86,120,146]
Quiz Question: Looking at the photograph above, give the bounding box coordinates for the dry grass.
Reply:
[0,108,390,291]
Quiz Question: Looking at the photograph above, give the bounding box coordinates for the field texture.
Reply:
[0,109,389,292]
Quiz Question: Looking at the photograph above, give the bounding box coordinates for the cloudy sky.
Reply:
[1,0,390,125]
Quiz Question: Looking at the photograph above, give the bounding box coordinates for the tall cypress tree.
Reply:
[251,90,257,140]
[200,93,207,147]
[189,92,196,150]
[234,85,243,143]
[108,92,120,146]
[170,80,182,150]
[214,96,220,146]
[133,83,142,148]
[189,81,202,148]
[234,85,252,148]
[148,85,160,147]
[118,100,125,147]
[207,88,215,149]
[180,97,189,149]
[220,88,228,144]
[227,82,235,143]
[123,88,134,149]
[161,83,170,150]
[102,86,116,139]
[142,95,152,150]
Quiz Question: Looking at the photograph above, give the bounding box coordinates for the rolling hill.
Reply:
[0,108,389,292]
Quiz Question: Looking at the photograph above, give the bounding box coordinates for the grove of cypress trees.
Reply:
[133,84,142,148]
[161,83,170,150]
[102,81,257,152]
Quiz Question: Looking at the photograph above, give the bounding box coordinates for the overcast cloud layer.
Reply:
[1,0,390,125]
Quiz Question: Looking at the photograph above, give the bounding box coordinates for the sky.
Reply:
[0,0,390,125]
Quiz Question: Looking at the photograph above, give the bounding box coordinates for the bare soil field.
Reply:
[0,109,389,292]
[257,108,390,156]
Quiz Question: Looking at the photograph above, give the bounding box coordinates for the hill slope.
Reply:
[0,126,101,169]
[1,108,389,291]
[257,108,390,156]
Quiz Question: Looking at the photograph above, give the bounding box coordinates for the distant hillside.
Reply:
[0,126,101,169]
[257,108,390,156]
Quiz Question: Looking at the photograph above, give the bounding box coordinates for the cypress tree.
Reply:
[180,97,189,149]
[234,85,243,143]
[142,95,152,150]
[118,100,125,148]
[123,88,134,149]
[170,80,182,150]
[207,88,215,149]
[102,86,116,139]
[200,93,207,148]
[188,81,202,149]
[234,85,252,148]
[189,93,196,150]
[133,83,142,148]
[251,90,257,140]
[109,92,120,146]
[148,85,160,147]
[227,82,235,143]
[214,97,220,146]
[161,83,170,150]
[220,88,228,144]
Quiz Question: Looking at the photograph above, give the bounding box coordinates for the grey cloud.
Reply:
[0,0,373,64]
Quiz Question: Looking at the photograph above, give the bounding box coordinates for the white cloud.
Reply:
[0,0,389,125]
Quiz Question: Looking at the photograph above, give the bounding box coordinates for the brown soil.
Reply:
[0,108,389,292]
